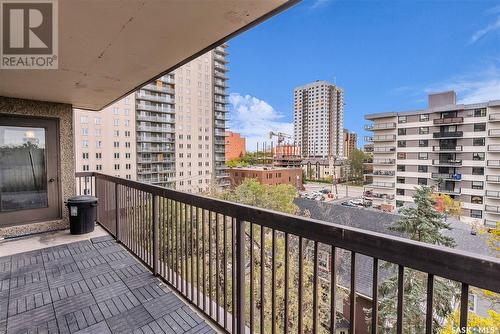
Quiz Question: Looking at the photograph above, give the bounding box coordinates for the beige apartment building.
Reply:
[343,128,357,158]
[74,46,228,193]
[294,80,344,158]
[74,95,137,185]
[364,91,500,226]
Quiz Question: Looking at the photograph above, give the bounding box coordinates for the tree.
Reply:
[432,193,462,219]
[373,186,459,333]
[217,179,346,333]
[348,148,368,182]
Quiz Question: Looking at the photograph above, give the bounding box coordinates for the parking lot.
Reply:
[302,182,364,201]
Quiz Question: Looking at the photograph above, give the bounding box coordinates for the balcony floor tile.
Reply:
[0,237,215,334]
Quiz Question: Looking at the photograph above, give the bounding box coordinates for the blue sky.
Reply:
[226,0,500,150]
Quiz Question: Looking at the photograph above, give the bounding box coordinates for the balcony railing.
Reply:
[485,205,500,214]
[436,188,461,195]
[432,159,462,166]
[486,190,500,199]
[488,129,500,137]
[373,134,396,142]
[433,117,463,125]
[364,122,396,131]
[431,173,461,181]
[365,182,395,188]
[75,172,500,334]
[432,145,462,152]
[370,170,395,177]
[487,160,500,167]
[488,145,500,152]
[372,159,396,165]
[489,113,500,122]
[433,131,463,139]
[364,192,395,200]
[486,175,500,183]
[373,146,396,153]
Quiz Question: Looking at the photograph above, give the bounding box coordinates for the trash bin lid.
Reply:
[67,195,98,204]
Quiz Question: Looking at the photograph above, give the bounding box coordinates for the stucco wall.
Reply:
[0,97,74,237]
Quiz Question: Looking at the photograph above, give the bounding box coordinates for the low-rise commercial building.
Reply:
[225,131,246,160]
[228,166,303,189]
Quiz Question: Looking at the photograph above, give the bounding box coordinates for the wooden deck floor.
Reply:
[0,236,215,334]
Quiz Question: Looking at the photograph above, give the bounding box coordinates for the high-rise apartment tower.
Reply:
[294,80,344,158]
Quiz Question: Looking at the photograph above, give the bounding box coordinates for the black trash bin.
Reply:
[66,196,98,235]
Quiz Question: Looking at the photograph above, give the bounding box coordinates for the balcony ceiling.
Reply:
[0,0,297,110]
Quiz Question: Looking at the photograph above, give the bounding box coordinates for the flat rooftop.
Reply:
[229,165,301,171]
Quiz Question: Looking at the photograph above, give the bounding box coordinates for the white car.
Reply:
[349,198,364,206]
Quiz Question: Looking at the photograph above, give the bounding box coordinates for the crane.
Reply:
[268,131,292,145]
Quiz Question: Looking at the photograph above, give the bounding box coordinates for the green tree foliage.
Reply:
[372,186,459,333]
[347,148,369,181]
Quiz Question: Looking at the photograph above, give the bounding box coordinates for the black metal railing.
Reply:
[433,131,463,138]
[76,172,500,334]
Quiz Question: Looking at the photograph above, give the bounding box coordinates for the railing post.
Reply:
[114,183,120,242]
[153,194,159,276]
[235,218,246,334]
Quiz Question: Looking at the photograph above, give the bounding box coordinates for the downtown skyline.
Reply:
[226,0,500,150]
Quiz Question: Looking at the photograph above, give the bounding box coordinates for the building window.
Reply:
[96,152,102,159]
[82,140,88,148]
[398,116,407,124]
[419,140,428,147]
[418,165,428,173]
[114,164,120,170]
[397,165,405,172]
[95,117,101,125]
[113,141,120,148]
[398,128,406,136]
[113,130,119,137]
[113,119,119,126]
[80,116,88,124]
[418,152,428,160]
[473,152,485,161]
[396,188,405,196]
[474,123,486,132]
[472,181,484,190]
[398,140,406,148]
[96,141,102,149]
[114,153,120,159]
[82,152,89,159]
[81,128,88,136]
[82,165,89,171]
[125,153,131,159]
[419,127,429,134]
[418,178,427,185]
[472,167,484,175]
[471,196,483,204]
[474,108,486,117]
[419,114,429,122]
[397,177,405,184]
[473,138,485,146]
[96,164,102,171]
[397,152,406,160]
[470,210,482,219]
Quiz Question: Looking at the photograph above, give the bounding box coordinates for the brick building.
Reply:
[225,131,246,160]
[229,166,303,189]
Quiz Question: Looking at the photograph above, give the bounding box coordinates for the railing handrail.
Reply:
[76,171,500,294]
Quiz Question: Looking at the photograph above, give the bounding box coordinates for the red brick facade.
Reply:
[229,167,303,189]
[225,131,246,160]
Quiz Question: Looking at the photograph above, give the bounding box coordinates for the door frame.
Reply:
[0,114,61,227]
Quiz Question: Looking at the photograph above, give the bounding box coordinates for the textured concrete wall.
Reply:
[0,97,74,237]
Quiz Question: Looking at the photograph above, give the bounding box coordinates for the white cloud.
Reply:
[425,64,500,104]
[471,16,500,43]
[227,93,293,152]
[309,0,332,10]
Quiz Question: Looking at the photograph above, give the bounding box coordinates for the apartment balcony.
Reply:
[486,175,500,183]
[433,117,464,125]
[214,76,229,84]
[138,136,175,143]
[368,170,395,177]
[137,146,175,153]
[372,159,396,165]
[137,125,175,133]
[485,220,499,227]
[136,105,175,114]
[137,92,175,104]
[365,182,395,189]
[214,129,226,136]
[364,122,396,131]
[373,146,396,153]
[373,134,396,142]
[215,104,229,112]
[433,131,463,139]
[431,173,462,181]
[137,156,175,163]
[436,187,461,196]
[160,75,175,84]
[2,171,496,334]
[215,112,226,120]
[487,160,500,168]
[137,167,175,174]
[215,139,226,145]
[485,205,500,215]
[486,190,500,199]
[489,113,500,122]
[216,172,230,178]
[214,88,228,96]
[488,129,500,137]
[214,96,227,104]
[488,144,500,152]
[214,63,228,72]
[432,159,462,166]
[432,145,462,152]
[364,144,374,152]
[143,84,175,94]
[214,53,228,63]
[363,192,395,200]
